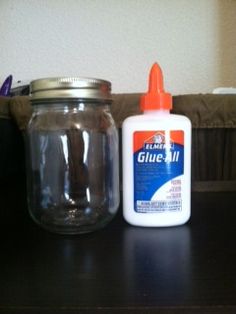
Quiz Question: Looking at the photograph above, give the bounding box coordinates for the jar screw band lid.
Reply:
[30,77,112,101]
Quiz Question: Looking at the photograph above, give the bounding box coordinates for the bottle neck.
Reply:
[143,109,170,115]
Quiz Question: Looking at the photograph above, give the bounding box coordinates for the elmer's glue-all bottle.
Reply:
[122,63,191,226]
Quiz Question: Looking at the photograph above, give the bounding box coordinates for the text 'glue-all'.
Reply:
[122,63,191,227]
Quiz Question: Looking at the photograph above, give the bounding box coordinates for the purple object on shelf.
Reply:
[0,75,13,96]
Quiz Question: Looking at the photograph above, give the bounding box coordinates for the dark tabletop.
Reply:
[0,181,236,314]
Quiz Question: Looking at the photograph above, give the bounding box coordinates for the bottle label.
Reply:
[133,130,184,213]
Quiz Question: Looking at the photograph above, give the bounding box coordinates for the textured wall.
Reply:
[0,0,235,94]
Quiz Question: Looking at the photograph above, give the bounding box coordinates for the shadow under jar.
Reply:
[26,77,119,234]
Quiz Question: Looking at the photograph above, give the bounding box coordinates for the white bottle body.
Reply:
[122,111,191,227]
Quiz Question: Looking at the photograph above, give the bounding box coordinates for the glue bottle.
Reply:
[122,63,191,227]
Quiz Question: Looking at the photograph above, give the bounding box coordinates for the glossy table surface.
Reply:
[0,182,236,313]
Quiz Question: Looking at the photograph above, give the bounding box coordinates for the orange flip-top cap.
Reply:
[140,63,172,111]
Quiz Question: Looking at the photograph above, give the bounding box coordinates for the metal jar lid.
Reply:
[30,77,112,101]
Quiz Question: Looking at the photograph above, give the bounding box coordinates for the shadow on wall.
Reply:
[218,0,236,87]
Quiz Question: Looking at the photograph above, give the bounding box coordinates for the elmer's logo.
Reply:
[133,130,183,164]
[144,131,174,150]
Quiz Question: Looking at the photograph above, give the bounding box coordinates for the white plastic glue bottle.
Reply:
[122,63,191,227]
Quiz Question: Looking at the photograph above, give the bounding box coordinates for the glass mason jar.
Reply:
[26,77,119,234]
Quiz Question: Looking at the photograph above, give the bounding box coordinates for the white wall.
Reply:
[0,0,235,95]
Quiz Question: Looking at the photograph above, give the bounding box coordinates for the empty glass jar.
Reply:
[26,77,119,234]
